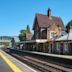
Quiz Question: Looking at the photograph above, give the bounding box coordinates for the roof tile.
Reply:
[36,13,64,29]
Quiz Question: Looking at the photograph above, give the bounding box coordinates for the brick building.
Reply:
[17,8,65,53]
[32,8,64,40]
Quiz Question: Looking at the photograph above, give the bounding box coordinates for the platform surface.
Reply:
[0,49,37,72]
[12,49,72,60]
[0,57,13,72]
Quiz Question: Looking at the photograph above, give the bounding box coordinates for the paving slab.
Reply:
[0,49,37,72]
[0,57,13,72]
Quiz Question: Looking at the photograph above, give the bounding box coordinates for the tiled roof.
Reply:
[35,13,64,29]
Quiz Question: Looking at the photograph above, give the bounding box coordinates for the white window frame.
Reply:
[50,31,56,40]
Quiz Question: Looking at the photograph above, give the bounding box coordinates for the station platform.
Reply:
[0,49,37,72]
[0,57,13,72]
[22,50,72,60]
[10,48,72,60]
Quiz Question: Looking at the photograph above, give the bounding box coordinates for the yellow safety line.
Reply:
[0,52,22,72]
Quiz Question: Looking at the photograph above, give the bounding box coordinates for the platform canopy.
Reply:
[56,32,72,41]
[18,39,48,44]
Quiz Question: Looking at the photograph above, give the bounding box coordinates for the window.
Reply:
[56,42,60,51]
[50,31,57,40]
[35,31,39,39]
[64,43,68,51]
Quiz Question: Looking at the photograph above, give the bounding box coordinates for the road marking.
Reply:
[0,52,22,72]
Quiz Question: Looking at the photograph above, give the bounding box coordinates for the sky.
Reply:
[0,0,72,36]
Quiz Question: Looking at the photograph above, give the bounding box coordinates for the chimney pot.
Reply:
[47,8,51,18]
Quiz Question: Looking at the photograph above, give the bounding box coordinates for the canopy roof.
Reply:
[18,39,47,44]
[56,32,72,41]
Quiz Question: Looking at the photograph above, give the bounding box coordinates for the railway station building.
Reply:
[16,8,70,54]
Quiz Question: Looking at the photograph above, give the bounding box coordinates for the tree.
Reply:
[19,29,26,41]
[19,25,30,41]
[66,20,72,33]
[26,25,30,33]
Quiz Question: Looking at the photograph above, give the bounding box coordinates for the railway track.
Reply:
[3,48,72,72]
[11,53,72,72]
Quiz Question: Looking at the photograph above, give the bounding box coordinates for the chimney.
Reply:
[47,8,51,18]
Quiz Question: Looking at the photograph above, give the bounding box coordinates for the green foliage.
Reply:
[19,25,30,41]
[26,25,30,33]
[66,20,72,33]
[0,42,10,46]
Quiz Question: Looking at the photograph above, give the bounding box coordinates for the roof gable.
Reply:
[34,13,64,29]
[33,16,39,30]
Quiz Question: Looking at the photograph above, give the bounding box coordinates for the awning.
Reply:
[18,39,47,44]
[56,32,72,41]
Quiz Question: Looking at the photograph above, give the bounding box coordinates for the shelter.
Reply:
[55,32,72,54]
